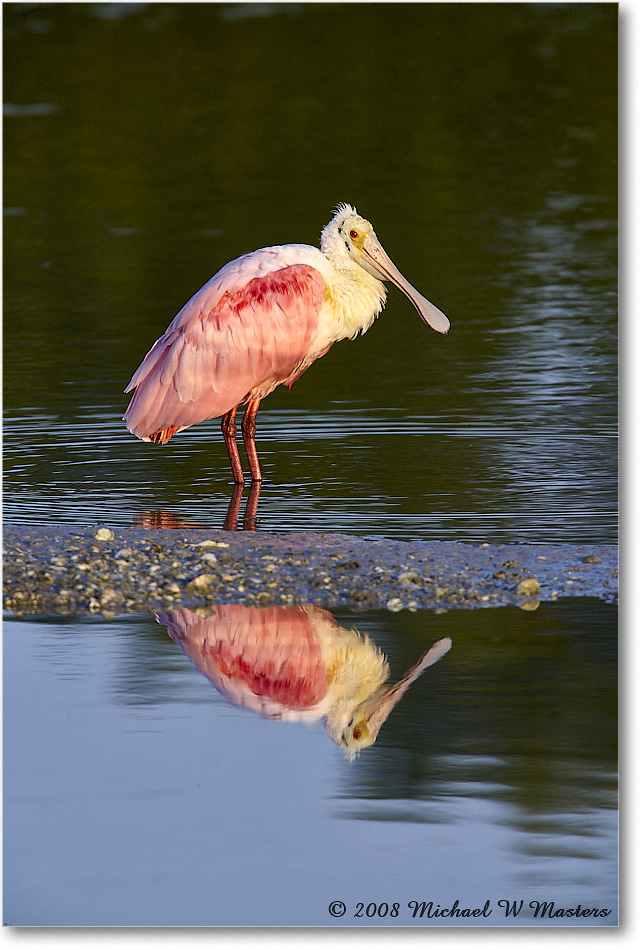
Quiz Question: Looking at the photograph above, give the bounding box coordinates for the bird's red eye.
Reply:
[349,229,359,239]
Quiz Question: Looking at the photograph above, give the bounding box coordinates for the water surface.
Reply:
[3,4,618,929]
[2,2,617,542]
[4,599,617,926]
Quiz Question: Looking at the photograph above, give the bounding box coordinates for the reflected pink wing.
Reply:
[124,258,325,442]
[158,605,328,715]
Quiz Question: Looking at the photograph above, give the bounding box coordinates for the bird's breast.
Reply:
[319,269,387,342]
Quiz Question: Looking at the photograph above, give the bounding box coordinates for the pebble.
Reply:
[94,528,114,542]
[516,578,540,596]
[188,574,217,591]
[397,571,422,585]
[2,525,618,618]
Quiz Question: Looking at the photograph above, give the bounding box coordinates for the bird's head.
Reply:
[341,710,379,752]
[321,203,450,335]
[323,203,377,271]
[339,636,453,756]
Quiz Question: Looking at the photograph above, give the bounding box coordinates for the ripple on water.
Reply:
[2,404,617,542]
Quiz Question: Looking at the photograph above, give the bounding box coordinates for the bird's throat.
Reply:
[323,265,387,338]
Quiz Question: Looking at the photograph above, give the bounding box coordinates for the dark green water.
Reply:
[3,2,617,541]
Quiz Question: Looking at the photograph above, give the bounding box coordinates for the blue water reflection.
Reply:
[3,599,617,926]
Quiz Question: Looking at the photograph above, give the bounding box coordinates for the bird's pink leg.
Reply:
[223,482,244,530]
[221,408,245,485]
[241,399,263,483]
[243,480,261,530]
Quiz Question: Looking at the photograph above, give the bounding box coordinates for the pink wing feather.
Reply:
[124,256,326,443]
[158,605,328,716]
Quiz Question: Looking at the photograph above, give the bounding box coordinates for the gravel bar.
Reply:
[2,523,618,619]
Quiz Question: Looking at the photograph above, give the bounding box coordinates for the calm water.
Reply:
[2,2,617,542]
[3,3,618,930]
[4,599,617,927]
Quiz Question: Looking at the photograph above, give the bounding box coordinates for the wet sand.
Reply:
[3,523,618,618]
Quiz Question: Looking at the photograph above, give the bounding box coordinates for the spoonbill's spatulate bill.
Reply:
[124,203,450,483]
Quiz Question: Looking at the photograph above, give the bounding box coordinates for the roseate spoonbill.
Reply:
[124,203,450,483]
[157,603,452,757]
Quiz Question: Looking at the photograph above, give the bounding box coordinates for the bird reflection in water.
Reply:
[157,604,452,758]
[132,482,261,531]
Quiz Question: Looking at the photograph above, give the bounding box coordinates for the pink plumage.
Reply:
[124,259,324,444]
[124,204,449,483]
[159,605,329,716]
